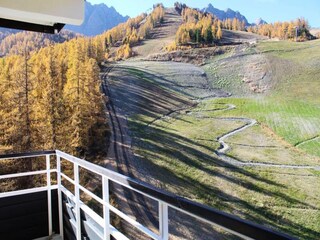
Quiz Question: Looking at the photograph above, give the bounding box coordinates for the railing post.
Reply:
[46,155,53,236]
[159,202,169,240]
[74,163,81,240]
[57,154,64,239]
[103,176,111,240]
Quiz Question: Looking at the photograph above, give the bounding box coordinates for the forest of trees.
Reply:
[0,38,108,156]
[247,18,313,41]
[221,18,246,31]
[0,28,19,41]
[175,7,223,46]
[0,30,79,56]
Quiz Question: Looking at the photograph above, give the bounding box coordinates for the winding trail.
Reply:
[145,96,320,170]
[192,103,320,170]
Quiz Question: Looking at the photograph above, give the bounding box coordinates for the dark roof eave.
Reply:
[0,18,64,34]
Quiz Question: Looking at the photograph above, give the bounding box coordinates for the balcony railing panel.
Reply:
[0,150,296,240]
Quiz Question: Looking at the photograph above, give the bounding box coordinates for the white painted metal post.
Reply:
[74,163,81,239]
[46,155,53,236]
[159,202,169,240]
[102,176,111,240]
[57,154,64,239]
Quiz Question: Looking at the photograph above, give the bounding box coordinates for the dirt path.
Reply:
[190,103,320,170]
[101,66,158,238]
[216,108,257,154]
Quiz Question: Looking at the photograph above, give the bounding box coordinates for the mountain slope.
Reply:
[132,8,183,58]
[202,4,249,25]
[65,2,129,36]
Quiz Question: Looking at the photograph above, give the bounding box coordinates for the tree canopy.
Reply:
[247,18,313,41]
[175,6,223,47]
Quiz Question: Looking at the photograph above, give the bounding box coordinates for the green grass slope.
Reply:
[204,40,320,158]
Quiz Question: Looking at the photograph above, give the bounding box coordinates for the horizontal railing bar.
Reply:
[109,204,160,240]
[78,184,104,205]
[60,185,76,202]
[0,185,58,199]
[56,150,294,240]
[61,186,104,227]
[0,169,56,180]
[61,186,129,240]
[81,201,104,226]
[169,203,253,240]
[61,173,75,185]
[0,150,56,160]
[69,217,77,229]
[110,226,130,240]
[57,151,161,201]
[86,221,104,240]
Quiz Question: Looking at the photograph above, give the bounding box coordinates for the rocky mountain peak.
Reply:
[255,18,268,25]
[202,4,249,26]
[65,1,129,36]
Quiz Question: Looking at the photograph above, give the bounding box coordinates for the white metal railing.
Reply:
[0,150,57,238]
[56,150,168,240]
[0,150,295,240]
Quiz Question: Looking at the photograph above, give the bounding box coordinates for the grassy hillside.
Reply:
[132,100,320,239]
[204,40,320,158]
[258,40,320,104]
[199,98,320,162]
[107,57,320,239]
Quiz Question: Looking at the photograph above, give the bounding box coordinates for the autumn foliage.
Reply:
[103,5,165,60]
[0,30,78,56]
[221,18,246,31]
[0,38,108,156]
[247,18,313,41]
[175,7,223,47]
[116,44,132,60]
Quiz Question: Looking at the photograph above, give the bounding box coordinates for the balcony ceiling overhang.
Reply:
[0,0,84,33]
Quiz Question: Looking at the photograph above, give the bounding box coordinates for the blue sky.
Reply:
[89,0,320,27]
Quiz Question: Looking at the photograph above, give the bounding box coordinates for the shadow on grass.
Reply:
[130,120,320,240]
[106,64,319,239]
[108,71,192,119]
[114,65,228,99]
